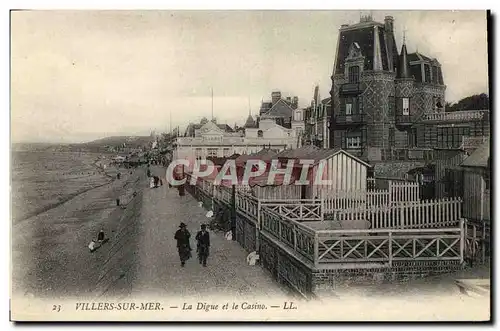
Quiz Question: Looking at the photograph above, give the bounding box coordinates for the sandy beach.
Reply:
[11,151,147,300]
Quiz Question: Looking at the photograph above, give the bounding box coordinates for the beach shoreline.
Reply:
[11,152,148,300]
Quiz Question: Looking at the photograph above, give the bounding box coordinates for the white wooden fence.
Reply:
[322,180,420,213]
[330,197,463,229]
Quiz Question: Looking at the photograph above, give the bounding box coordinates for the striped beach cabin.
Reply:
[274,145,372,199]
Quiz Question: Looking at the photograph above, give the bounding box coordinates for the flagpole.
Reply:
[169,111,172,134]
[211,87,214,121]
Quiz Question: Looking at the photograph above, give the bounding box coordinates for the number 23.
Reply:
[52,305,61,312]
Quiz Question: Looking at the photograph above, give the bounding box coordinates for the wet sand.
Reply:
[11,152,147,300]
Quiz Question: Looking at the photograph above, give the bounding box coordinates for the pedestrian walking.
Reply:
[174,222,192,267]
[195,224,210,267]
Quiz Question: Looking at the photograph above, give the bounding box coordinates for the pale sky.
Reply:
[11,10,489,143]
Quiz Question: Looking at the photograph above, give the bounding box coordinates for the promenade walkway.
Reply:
[129,166,290,301]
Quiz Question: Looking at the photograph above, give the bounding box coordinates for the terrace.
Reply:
[185,173,469,269]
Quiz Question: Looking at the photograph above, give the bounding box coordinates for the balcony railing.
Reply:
[334,113,366,125]
[460,136,489,150]
[395,114,412,125]
[422,110,489,123]
[176,136,295,146]
[340,83,361,95]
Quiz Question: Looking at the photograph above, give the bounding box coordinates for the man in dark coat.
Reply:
[195,224,210,267]
[174,222,192,267]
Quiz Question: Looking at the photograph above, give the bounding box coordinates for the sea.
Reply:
[10,150,113,223]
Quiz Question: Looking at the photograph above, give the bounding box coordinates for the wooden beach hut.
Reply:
[275,146,372,199]
[460,140,491,223]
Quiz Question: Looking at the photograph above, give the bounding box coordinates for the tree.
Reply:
[446,93,489,112]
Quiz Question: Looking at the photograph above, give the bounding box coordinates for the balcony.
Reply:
[421,110,489,123]
[334,113,366,127]
[395,114,413,127]
[339,83,362,95]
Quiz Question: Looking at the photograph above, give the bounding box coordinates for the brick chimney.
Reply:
[271,91,282,105]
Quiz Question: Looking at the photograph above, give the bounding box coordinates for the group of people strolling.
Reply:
[174,222,210,267]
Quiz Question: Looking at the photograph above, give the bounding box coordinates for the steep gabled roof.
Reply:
[200,121,225,134]
[218,124,235,132]
[262,99,294,118]
[277,146,372,167]
[321,97,331,105]
[334,23,399,75]
[244,115,257,128]
[461,140,490,168]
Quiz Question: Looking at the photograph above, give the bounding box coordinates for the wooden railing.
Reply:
[315,225,464,266]
[422,110,488,122]
[260,205,465,266]
[261,199,323,221]
[331,198,462,229]
[235,192,260,223]
[188,172,468,269]
[323,190,390,211]
[213,185,232,204]
[323,181,420,213]
[260,207,316,262]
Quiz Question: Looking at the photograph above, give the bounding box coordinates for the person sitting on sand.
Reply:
[97,230,105,243]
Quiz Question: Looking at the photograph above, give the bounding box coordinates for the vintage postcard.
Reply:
[10,9,491,322]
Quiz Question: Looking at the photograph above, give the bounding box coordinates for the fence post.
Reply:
[293,224,297,252]
[388,180,393,206]
[320,198,325,221]
[314,233,319,268]
[255,200,261,252]
[231,185,236,242]
[459,218,465,264]
[388,231,393,267]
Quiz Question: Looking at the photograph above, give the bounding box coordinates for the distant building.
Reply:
[174,116,301,161]
[304,85,332,148]
[258,90,305,141]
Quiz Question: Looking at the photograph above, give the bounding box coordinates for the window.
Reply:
[437,126,470,148]
[408,128,417,148]
[346,134,361,149]
[207,148,218,157]
[348,65,360,83]
[195,148,203,158]
[424,64,431,83]
[473,121,486,137]
[432,66,438,84]
[346,103,352,115]
[389,128,395,146]
[402,98,410,115]
[388,96,395,116]
[223,148,231,157]
[257,130,263,138]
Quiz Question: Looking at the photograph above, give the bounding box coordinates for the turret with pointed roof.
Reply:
[244,114,257,128]
[396,40,412,79]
